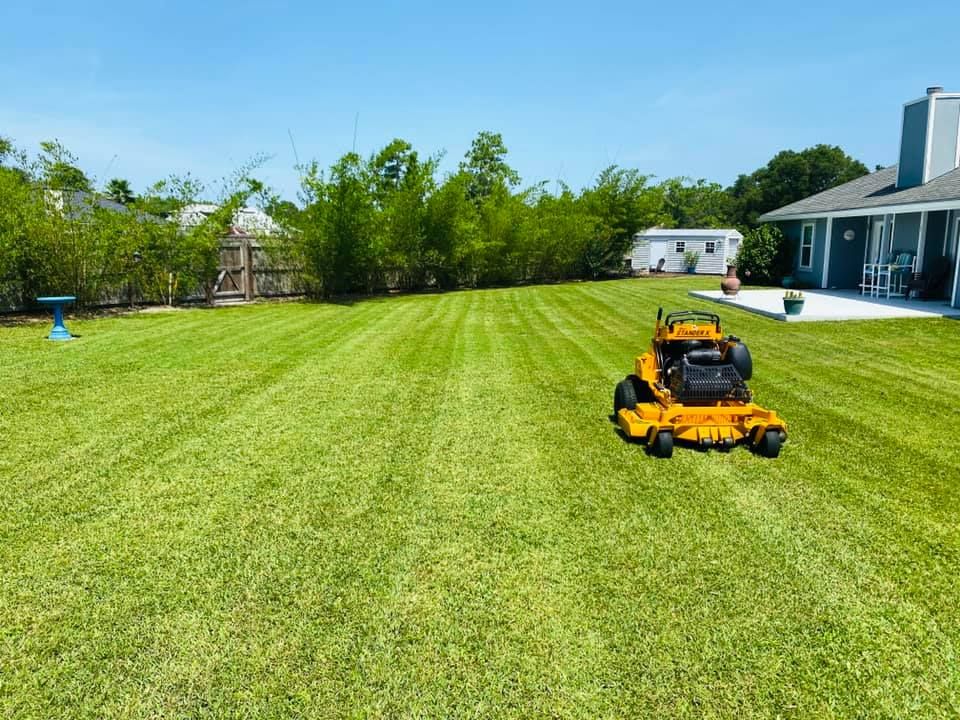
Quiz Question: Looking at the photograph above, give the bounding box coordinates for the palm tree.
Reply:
[105,178,135,205]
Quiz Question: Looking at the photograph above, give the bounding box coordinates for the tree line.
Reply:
[0,130,869,308]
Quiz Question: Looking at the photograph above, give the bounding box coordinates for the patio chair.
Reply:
[864,250,916,299]
[860,251,895,295]
[904,257,950,300]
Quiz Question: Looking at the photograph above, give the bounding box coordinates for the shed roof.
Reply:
[759,165,960,220]
[634,228,743,239]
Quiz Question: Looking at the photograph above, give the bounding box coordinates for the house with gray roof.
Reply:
[760,86,960,308]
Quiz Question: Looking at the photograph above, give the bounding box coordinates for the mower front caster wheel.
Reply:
[650,430,673,458]
[755,429,782,458]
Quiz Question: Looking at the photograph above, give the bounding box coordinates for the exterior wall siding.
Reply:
[630,239,650,272]
[662,237,729,274]
[898,100,929,188]
[929,97,960,180]
[891,212,922,254]
[780,218,826,287]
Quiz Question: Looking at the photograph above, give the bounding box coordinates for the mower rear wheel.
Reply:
[756,429,781,458]
[614,377,639,414]
[651,430,674,458]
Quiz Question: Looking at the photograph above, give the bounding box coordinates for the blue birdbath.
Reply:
[36,296,77,341]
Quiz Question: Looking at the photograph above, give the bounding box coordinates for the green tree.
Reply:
[459,131,520,202]
[370,139,419,200]
[297,153,376,297]
[105,178,136,205]
[729,145,869,226]
[578,166,669,277]
[132,175,204,305]
[38,140,92,192]
[734,224,792,285]
[471,183,530,285]
[525,184,602,281]
[0,137,135,308]
[368,139,438,289]
[423,171,478,289]
[660,177,734,228]
[264,197,300,227]
[0,138,40,307]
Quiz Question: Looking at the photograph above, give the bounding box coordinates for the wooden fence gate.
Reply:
[214,233,256,303]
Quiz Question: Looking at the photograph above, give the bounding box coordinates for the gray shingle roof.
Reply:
[48,190,132,220]
[759,165,960,220]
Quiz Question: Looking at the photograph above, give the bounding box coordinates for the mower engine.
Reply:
[662,337,752,403]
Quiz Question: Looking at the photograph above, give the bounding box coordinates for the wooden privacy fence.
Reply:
[0,235,303,313]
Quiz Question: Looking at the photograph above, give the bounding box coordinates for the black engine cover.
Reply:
[669,357,751,402]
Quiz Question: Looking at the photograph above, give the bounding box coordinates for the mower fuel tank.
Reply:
[727,342,752,380]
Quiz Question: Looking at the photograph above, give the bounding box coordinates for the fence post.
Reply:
[243,238,255,301]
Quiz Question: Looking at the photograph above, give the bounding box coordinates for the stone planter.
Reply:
[783,298,805,315]
[720,265,741,296]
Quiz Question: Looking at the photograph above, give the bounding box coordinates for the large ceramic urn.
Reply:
[720,265,741,296]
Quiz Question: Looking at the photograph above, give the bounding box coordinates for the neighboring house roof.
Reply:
[634,228,743,239]
[47,190,130,217]
[178,203,283,235]
[759,165,960,220]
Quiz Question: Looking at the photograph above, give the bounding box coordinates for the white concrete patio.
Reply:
[689,289,960,322]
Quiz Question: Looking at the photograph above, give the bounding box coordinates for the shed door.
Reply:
[727,237,739,259]
[649,240,668,270]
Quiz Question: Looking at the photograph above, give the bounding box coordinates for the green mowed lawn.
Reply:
[2,277,959,718]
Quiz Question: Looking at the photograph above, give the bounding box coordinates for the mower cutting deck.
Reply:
[614,309,786,458]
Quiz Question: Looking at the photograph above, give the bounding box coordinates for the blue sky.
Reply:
[2,0,959,202]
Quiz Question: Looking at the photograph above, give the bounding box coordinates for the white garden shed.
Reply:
[631,228,743,274]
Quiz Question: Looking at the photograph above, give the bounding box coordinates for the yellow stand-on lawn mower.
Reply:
[614,309,787,458]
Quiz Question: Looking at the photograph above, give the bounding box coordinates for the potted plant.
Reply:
[781,275,795,289]
[783,290,804,315]
[720,257,740,296]
[683,250,701,274]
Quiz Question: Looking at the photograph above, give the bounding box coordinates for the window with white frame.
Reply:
[800,223,815,269]
[675,241,685,253]
[705,240,716,254]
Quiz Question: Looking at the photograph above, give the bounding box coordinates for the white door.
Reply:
[867,219,884,263]
[727,237,740,260]
[649,239,668,270]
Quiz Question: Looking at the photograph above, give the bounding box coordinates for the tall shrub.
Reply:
[735,225,792,285]
[297,154,377,297]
